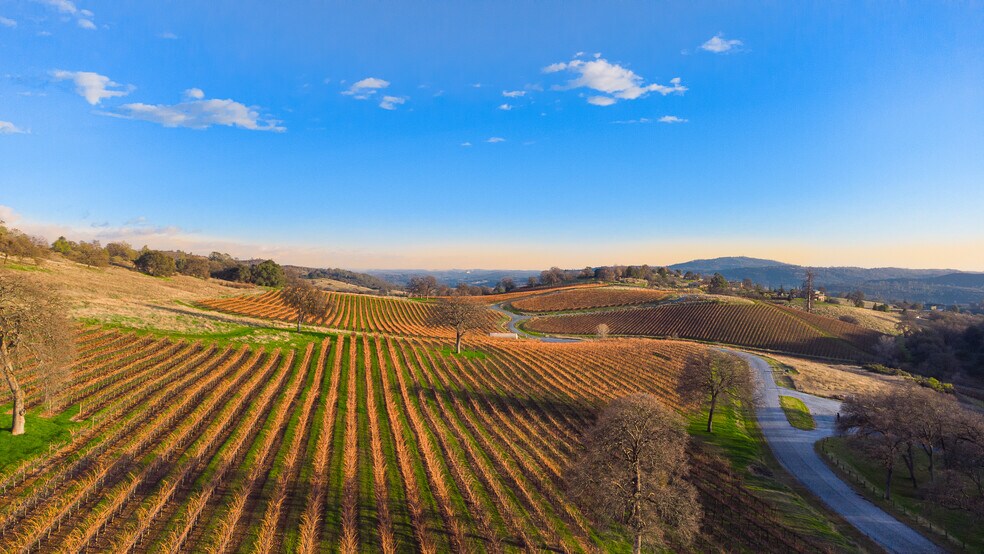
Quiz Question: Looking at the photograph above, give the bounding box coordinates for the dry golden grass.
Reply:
[0,255,258,333]
[769,353,907,399]
[790,300,901,335]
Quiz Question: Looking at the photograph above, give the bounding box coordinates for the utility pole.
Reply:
[804,270,815,313]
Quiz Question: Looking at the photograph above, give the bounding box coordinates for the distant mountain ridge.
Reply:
[669,257,983,305]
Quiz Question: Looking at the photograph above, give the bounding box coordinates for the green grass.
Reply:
[1,261,51,272]
[779,396,815,430]
[821,437,983,551]
[435,346,488,360]
[78,317,332,351]
[0,405,80,473]
[688,400,857,551]
[765,356,798,389]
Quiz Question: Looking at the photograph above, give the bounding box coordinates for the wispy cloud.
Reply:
[107,88,285,132]
[543,53,686,106]
[0,121,27,134]
[460,141,472,147]
[613,115,688,124]
[502,90,526,98]
[37,0,78,14]
[342,77,389,99]
[36,0,99,30]
[701,33,743,53]
[379,95,406,110]
[158,31,178,39]
[497,103,513,111]
[0,16,17,27]
[486,137,505,143]
[51,70,133,105]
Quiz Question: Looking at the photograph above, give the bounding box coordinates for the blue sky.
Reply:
[1,1,982,269]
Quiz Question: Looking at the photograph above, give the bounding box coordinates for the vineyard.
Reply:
[525,300,883,360]
[511,287,674,313]
[0,328,835,552]
[199,290,503,337]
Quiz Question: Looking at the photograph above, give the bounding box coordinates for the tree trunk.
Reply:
[632,454,642,554]
[1,351,25,435]
[884,463,893,500]
[706,394,717,433]
[455,332,462,355]
[922,444,935,482]
[903,443,918,490]
[297,312,303,332]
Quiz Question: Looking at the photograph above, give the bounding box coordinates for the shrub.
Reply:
[135,250,177,277]
[839,315,860,325]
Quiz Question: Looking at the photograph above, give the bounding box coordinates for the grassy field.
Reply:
[821,437,983,551]
[779,396,815,430]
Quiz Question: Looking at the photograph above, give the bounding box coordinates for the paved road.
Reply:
[490,303,578,343]
[733,351,941,554]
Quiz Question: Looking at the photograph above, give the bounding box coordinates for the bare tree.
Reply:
[838,390,908,499]
[678,351,755,433]
[568,394,701,553]
[407,275,439,297]
[596,323,610,340]
[427,296,487,354]
[803,269,815,313]
[0,275,76,435]
[281,278,332,332]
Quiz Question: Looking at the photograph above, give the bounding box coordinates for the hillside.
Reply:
[511,286,674,312]
[199,290,504,337]
[0,256,256,333]
[525,299,882,360]
[669,257,982,304]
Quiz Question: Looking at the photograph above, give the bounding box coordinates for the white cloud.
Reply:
[159,31,178,39]
[497,103,513,111]
[587,96,616,106]
[342,77,389,99]
[612,117,652,124]
[658,115,688,123]
[502,90,526,98]
[0,121,27,134]
[109,90,285,132]
[543,54,686,106]
[486,137,505,143]
[378,95,406,110]
[471,83,482,88]
[37,0,99,30]
[0,16,17,27]
[37,0,78,14]
[542,62,568,74]
[701,33,743,53]
[460,142,472,147]
[51,70,133,105]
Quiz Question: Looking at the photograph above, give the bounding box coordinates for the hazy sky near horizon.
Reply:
[1,1,982,270]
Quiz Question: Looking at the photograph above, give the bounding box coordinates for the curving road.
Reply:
[490,303,578,343]
[733,351,940,553]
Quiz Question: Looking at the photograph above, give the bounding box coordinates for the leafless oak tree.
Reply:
[0,274,76,435]
[281,278,332,332]
[595,323,610,339]
[678,351,755,433]
[568,394,701,553]
[427,296,487,354]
